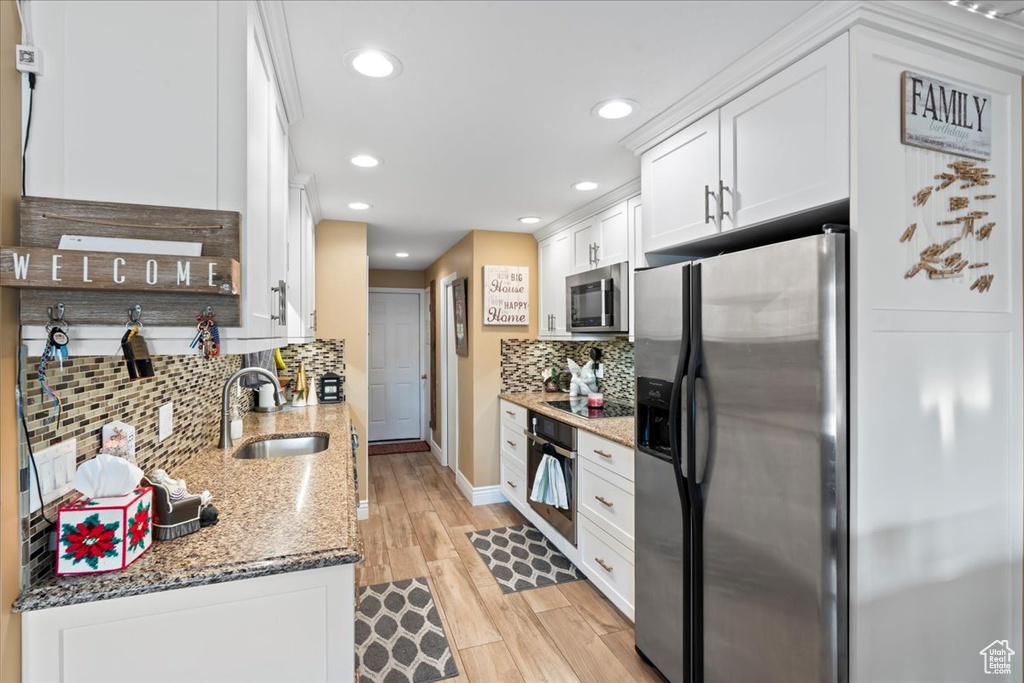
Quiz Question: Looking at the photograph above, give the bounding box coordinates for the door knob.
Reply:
[421,374,427,380]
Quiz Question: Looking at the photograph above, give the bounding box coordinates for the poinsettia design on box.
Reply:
[56,487,153,575]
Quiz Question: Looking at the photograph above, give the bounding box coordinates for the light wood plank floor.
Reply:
[358,450,662,683]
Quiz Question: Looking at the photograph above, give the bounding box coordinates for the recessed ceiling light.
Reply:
[344,49,403,79]
[349,202,371,210]
[350,154,380,168]
[593,99,639,120]
[396,252,409,258]
[573,181,599,191]
[518,216,541,225]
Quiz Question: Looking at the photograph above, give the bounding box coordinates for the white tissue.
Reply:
[73,453,144,499]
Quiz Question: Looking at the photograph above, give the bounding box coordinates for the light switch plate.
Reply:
[158,402,173,441]
[28,438,77,513]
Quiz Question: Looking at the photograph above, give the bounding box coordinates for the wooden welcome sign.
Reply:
[1,246,240,295]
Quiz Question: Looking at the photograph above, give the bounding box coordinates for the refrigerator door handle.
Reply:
[694,375,711,486]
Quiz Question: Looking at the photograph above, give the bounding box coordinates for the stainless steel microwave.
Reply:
[566,262,629,334]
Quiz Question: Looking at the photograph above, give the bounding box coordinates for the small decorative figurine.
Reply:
[566,358,599,397]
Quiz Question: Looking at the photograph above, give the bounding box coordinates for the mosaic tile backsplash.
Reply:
[19,339,344,586]
[500,338,635,402]
[280,339,346,400]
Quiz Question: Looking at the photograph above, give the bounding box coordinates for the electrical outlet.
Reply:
[15,44,41,75]
[28,439,77,513]
[158,402,174,441]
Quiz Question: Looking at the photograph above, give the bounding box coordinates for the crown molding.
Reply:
[290,173,323,225]
[620,0,1024,156]
[256,0,304,125]
[532,178,641,242]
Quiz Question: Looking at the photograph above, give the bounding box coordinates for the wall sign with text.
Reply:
[482,265,529,326]
[901,71,991,160]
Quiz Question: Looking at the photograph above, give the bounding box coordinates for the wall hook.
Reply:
[126,304,144,329]
[47,303,67,327]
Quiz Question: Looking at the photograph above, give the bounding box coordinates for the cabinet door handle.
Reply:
[593,243,600,265]
[595,557,613,573]
[270,280,287,324]
[506,440,517,448]
[507,480,517,489]
[595,495,614,508]
[705,184,715,224]
[594,449,613,459]
[719,179,731,221]
[505,410,516,417]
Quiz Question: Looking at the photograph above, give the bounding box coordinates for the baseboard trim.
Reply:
[455,471,508,506]
[429,438,444,465]
[357,501,369,521]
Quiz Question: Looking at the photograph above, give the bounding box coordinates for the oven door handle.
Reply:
[526,432,577,460]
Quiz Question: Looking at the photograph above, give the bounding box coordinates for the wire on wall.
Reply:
[22,72,34,197]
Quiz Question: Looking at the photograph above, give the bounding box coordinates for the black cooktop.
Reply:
[545,398,634,420]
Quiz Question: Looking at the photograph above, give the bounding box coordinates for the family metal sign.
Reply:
[902,71,991,160]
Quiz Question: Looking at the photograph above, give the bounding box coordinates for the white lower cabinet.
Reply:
[497,398,636,620]
[579,515,635,618]
[501,456,527,510]
[578,459,634,551]
[21,564,355,682]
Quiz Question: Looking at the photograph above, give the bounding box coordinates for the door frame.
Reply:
[368,288,427,443]
[438,272,459,473]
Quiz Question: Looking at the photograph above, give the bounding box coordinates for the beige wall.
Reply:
[0,1,20,677]
[424,233,475,481]
[368,269,425,289]
[424,231,538,487]
[315,220,369,502]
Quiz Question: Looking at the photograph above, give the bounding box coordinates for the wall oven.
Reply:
[526,410,577,546]
[566,262,629,334]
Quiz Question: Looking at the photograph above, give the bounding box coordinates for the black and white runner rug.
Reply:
[355,577,458,683]
[466,523,584,594]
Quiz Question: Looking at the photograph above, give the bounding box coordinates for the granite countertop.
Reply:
[14,403,361,612]
[499,392,635,448]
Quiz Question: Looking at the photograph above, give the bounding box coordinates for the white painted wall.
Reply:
[849,26,1022,682]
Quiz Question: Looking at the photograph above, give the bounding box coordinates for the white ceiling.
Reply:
[284,0,818,270]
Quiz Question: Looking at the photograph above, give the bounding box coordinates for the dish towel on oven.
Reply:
[530,445,569,509]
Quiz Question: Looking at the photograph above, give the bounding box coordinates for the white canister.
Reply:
[258,383,276,409]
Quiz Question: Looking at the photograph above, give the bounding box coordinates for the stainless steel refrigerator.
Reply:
[633,233,848,683]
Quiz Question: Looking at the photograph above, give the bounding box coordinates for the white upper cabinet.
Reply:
[286,186,317,343]
[538,230,572,338]
[244,18,274,340]
[569,201,630,274]
[641,111,721,253]
[640,34,850,254]
[627,196,643,342]
[267,99,290,338]
[594,202,629,267]
[719,34,849,230]
[570,218,598,274]
[21,0,301,354]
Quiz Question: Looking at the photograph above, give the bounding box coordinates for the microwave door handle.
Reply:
[602,278,613,327]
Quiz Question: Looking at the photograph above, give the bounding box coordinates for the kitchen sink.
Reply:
[233,434,330,459]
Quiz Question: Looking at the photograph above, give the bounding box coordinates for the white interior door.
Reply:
[368,292,421,441]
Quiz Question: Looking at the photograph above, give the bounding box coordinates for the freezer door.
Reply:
[635,263,689,384]
[697,234,847,683]
[634,262,691,683]
[636,451,688,683]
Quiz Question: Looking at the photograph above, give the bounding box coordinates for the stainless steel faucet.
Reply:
[220,367,285,448]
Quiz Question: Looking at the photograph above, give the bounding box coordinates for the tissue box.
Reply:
[56,487,153,575]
